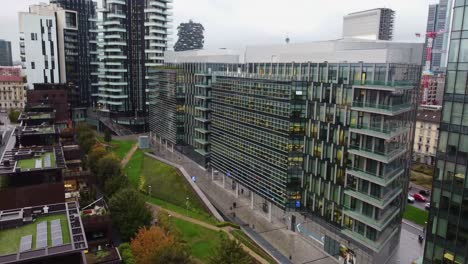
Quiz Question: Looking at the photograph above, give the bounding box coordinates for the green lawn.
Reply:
[17,152,56,170]
[0,214,70,255]
[97,136,135,160]
[403,205,429,226]
[124,149,145,188]
[172,218,224,263]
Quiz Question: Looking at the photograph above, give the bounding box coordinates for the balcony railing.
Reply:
[351,102,412,114]
[347,166,403,186]
[348,145,407,163]
[349,123,409,138]
[352,80,415,88]
[344,187,402,209]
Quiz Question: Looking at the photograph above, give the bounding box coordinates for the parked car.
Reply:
[425,203,431,210]
[408,195,415,203]
[419,189,430,196]
[413,193,427,202]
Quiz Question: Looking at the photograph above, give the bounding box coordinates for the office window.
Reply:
[453,7,464,31]
[31,62,35,69]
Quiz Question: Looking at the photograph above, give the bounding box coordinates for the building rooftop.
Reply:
[416,109,441,123]
[18,112,54,120]
[0,146,66,174]
[16,125,58,135]
[0,202,87,263]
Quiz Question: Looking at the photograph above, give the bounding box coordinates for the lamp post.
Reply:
[148,185,152,196]
[186,197,189,216]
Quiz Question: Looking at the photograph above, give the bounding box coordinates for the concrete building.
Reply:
[94,0,173,132]
[413,108,441,165]
[342,8,395,41]
[424,1,468,263]
[0,67,26,110]
[150,39,423,263]
[0,40,13,66]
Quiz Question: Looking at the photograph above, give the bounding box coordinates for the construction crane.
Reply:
[420,29,447,105]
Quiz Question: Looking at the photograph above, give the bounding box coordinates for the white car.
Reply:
[408,195,415,203]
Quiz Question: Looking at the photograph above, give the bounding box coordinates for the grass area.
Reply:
[403,205,429,226]
[0,213,70,255]
[124,148,145,188]
[410,170,433,190]
[172,218,224,263]
[97,136,135,160]
[230,230,276,264]
[139,155,209,216]
[145,196,216,225]
[17,152,56,170]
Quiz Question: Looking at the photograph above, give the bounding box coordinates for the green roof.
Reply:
[29,113,52,120]
[16,152,56,170]
[0,214,70,255]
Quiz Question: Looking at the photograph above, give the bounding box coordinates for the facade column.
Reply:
[171,144,174,152]
[250,191,254,210]
[235,182,239,198]
[223,174,225,188]
[211,169,214,181]
[268,202,272,222]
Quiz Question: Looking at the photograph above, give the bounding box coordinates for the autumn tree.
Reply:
[109,188,152,241]
[88,144,107,174]
[209,235,251,264]
[131,225,191,264]
[96,153,121,188]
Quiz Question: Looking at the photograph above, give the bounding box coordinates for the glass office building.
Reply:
[424,1,468,263]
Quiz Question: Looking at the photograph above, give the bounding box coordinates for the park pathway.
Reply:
[146,203,271,264]
[121,143,138,168]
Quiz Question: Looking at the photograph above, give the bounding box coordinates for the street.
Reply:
[408,183,431,211]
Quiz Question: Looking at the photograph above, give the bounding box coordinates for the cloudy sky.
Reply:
[1,0,437,61]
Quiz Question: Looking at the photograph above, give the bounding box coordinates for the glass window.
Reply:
[464,8,468,30]
[438,131,448,153]
[446,71,456,93]
[455,71,467,93]
[449,40,460,62]
[460,40,468,62]
[437,217,448,238]
[453,7,464,31]
[452,102,463,125]
[443,101,452,123]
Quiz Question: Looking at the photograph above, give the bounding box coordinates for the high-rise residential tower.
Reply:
[94,0,172,132]
[423,1,468,263]
[0,40,13,66]
[49,0,97,120]
[425,0,453,72]
[174,20,205,51]
[343,8,395,41]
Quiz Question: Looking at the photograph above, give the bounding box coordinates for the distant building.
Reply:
[0,67,26,110]
[174,20,204,51]
[0,40,13,66]
[343,8,395,40]
[413,108,441,165]
[28,83,70,123]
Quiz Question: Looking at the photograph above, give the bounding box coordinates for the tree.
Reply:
[130,226,192,264]
[76,123,96,153]
[104,129,112,143]
[118,243,135,264]
[109,188,152,241]
[96,153,121,188]
[103,174,129,197]
[156,210,180,238]
[88,144,107,174]
[8,110,20,123]
[209,235,252,264]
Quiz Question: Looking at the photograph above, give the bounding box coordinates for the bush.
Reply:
[118,243,135,264]
[216,222,240,229]
[8,110,20,123]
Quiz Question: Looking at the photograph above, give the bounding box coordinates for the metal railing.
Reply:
[351,102,412,112]
[352,80,415,87]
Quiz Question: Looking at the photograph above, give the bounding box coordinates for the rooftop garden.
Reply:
[0,214,70,256]
[16,152,56,170]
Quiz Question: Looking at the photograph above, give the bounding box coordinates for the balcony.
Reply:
[195,95,211,100]
[349,123,409,139]
[352,80,415,90]
[342,206,400,231]
[195,117,210,123]
[195,148,209,156]
[346,167,404,187]
[348,145,406,163]
[341,224,399,253]
[195,128,210,134]
[195,106,210,112]
[194,138,209,145]
[351,102,413,116]
[344,187,401,209]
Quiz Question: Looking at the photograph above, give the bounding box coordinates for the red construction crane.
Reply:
[420,29,447,105]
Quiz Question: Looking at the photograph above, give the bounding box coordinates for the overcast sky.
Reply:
[1,0,437,61]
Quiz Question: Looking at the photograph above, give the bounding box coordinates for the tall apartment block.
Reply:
[94,0,172,132]
[342,8,395,40]
[0,40,13,66]
[50,0,97,121]
[425,0,453,72]
[423,1,468,263]
[150,39,422,263]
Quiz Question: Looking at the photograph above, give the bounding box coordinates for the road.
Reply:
[388,221,425,264]
[408,183,431,210]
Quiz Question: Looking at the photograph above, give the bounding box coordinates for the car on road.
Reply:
[419,189,430,196]
[425,203,431,210]
[408,194,415,203]
[413,193,427,202]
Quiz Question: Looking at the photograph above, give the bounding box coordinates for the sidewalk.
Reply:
[121,143,138,168]
[150,143,335,264]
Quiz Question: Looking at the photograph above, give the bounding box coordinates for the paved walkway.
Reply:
[147,203,270,264]
[121,143,138,168]
[150,142,335,264]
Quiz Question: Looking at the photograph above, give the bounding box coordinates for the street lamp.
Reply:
[185,197,189,216]
[148,185,152,196]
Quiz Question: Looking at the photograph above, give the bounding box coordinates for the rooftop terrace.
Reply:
[0,146,66,174]
[17,125,57,135]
